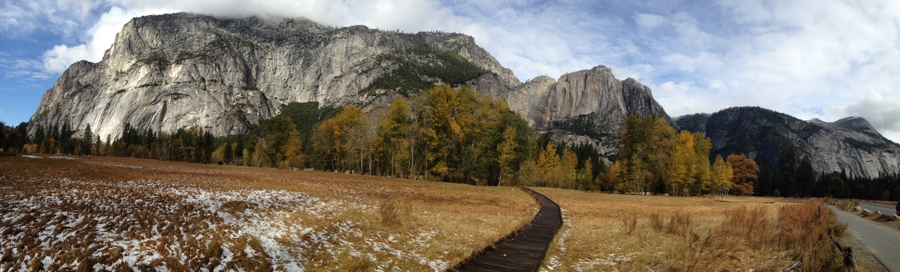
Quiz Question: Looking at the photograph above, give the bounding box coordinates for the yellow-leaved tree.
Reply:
[560,148,578,189]
[537,142,562,187]
[667,131,696,196]
[710,154,734,195]
[497,126,518,186]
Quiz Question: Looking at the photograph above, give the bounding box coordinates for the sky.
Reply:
[2,0,900,142]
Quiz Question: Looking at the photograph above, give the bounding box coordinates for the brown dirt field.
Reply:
[0,156,537,271]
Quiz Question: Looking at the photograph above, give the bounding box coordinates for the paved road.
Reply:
[829,206,900,272]
[860,202,898,216]
[457,188,562,272]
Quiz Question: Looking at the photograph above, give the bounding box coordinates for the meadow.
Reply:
[0,155,853,271]
[535,188,848,272]
[0,156,537,271]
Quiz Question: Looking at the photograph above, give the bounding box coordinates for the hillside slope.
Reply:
[676,107,900,179]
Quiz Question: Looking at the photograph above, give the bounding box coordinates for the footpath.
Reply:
[456,188,562,272]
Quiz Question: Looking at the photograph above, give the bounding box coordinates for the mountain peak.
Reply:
[676,106,900,179]
[834,116,875,130]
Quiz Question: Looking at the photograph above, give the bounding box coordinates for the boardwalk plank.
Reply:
[455,188,562,272]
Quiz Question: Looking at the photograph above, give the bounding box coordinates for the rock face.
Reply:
[676,107,900,179]
[492,66,670,157]
[30,13,517,139]
[29,13,668,160]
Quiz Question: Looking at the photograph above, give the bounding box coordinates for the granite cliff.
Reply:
[29,13,667,159]
[491,66,670,158]
[676,107,900,179]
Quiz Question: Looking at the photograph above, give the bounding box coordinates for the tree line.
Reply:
[4,84,900,199]
[601,115,759,196]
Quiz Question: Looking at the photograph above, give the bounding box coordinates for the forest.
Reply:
[2,84,899,199]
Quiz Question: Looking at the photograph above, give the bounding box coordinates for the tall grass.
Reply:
[776,199,846,271]
[621,214,638,234]
[537,188,849,271]
[666,199,846,271]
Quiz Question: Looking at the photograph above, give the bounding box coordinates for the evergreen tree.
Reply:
[223,141,233,164]
[778,149,798,197]
[797,156,816,197]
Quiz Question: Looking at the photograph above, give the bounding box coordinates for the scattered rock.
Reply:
[861,209,873,216]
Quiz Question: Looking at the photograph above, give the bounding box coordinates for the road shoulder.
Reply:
[829,206,899,272]
[837,227,888,272]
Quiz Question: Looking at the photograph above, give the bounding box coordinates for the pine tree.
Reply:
[223,141,233,165]
[778,149,798,196]
[797,156,815,197]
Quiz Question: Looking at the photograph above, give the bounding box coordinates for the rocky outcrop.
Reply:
[676,107,900,179]
[493,66,670,157]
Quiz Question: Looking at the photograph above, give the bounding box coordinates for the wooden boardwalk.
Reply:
[454,188,562,272]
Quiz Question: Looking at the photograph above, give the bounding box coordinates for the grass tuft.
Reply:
[649,212,664,232]
[666,212,693,237]
[621,214,638,235]
[379,198,403,227]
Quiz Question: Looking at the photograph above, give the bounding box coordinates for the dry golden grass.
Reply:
[534,188,847,272]
[0,156,537,271]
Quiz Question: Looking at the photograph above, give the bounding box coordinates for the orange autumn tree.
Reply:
[727,154,759,196]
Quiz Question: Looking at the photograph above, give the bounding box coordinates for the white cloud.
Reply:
[632,0,900,142]
[634,13,666,30]
[42,6,174,72]
[0,0,99,37]
[38,0,632,82]
[830,94,900,133]
[39,0,462,74]
[650,80,732,118]
[0,56,51,80]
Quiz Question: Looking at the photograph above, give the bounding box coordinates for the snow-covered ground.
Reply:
[0,160,487,271]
